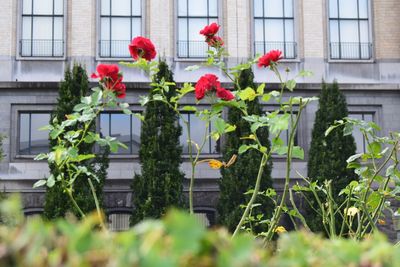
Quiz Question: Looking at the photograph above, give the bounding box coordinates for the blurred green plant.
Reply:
[0,197,398,267]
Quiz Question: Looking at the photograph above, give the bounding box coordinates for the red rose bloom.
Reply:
[207,36,224,48]
[200,23,220,38]
[128,36,157,61]
[257,50,283,68]
[216,88,234,101]
[91,64,126,99]
[195,74,234,101]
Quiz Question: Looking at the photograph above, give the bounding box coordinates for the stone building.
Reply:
[0,0,399,234]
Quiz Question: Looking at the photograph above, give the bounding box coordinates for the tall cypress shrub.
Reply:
[43,64,109,219]
[131,60,184,224]
[217,68,274,233]
[306,81,357,232]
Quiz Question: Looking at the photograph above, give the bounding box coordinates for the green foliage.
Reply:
[43,64,110,219]
[218,68,274,233]
[306,81,357,232]
[0,199,398,267]
[131,60,185,224]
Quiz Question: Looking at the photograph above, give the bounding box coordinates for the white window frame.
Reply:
[96,0,145,61]
[174,0,223,61]
[252,0,298,59]
[327,0,374,62]
[17,0,67,60]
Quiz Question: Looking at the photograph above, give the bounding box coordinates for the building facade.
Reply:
[0,0,400,233]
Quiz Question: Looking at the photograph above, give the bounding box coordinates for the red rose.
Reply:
[91,64,119,81]
[207,36,224,48]
[200,23,220,38]
[195,74,234,101]
[216,88,234,101]
[128,36,157,61]
[257,50,283,68]
[91,64,126,99]
[195,74,220,100]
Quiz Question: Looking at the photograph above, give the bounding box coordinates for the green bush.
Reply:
[44,64,109,219]
[0,196,398,267]
[306,81,357,232]
[131,60,185,224]
[218,68,273,233]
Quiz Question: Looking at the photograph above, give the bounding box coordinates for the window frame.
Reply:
[17,0,67,60]
[327,0,374,62]
[96,0,145,61]
[12,105,54,160]
[252,0,298,60]
[174,0,223,61]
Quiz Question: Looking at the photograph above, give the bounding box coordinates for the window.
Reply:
[329,0,371,60]
[19,112,50,155]
[177,0,218,58]
[20,0,64,57]
[179,113,219,154]
[348,113,374,154]
[100,113,141,154]
[254,0,296,58]
[99,0,142,58]
[108,213,131,231]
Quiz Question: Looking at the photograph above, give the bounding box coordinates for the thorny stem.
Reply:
[262,101,305,243]
[289,188,311,232]
[88,178,106,230]
[360,140,399,238]
[66,189,86,218]
[356,142,398,238]
[233,153,268,237]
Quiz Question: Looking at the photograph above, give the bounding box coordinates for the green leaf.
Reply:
[119,102,129,109]
[261,93,271,102]
[139,96,149,106]
[46,174,55,187]
[256,83,265,95]
[238,87,257,101]
[367,141,381,155]
[214,118,226,134]
[343,123,354,136]
[292,146,304,159]
[347,153,363,163]
[269,113,290,135]
[286,79,296,91]
[181,106,197,112]
[153,94,163,101]
[298,70,313,77]
[238,145,250,154]
[33,179,46,188]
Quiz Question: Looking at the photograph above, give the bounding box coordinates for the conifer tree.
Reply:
[43,64,109,219]
[217,68,274,233]
[131,60,184,224]
[306,81,357,232]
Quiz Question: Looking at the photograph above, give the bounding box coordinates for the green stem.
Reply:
[262,102,304,243]
[66,189,86,218]
[356,143,397,238]
[88,178,107,230]
[233,153,268,237]
[327,182,337,238]
[289,188,311,232]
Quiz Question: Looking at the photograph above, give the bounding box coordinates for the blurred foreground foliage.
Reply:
[0,195,399,267]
